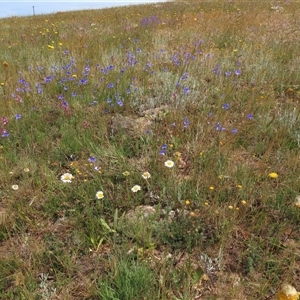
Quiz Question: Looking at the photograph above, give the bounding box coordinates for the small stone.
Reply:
[277,284,299,300]
[125,205,156,221]
[294,196,300,208]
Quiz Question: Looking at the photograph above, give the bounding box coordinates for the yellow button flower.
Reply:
[269,172,278,179]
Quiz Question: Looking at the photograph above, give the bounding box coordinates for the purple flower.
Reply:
[45,76,52,83]
[15,114,21,120]
[183,86,190,95]
[247,113,253,120]
[213,65,221,75]
[88,156,96,163]
[117,99,123,107]
[181,73,188,81]
[215,122,225,131]
[78,78,88,85]
[235,69,242,76]
[232,128,238,134]
[222,103,230,110]
[183,117,190,128]
[107,83,114,88]
[159,144,167,155]
[225,71,231,76]
[1,129,9,137]
[61,101,68,108]
[159,149,166,155]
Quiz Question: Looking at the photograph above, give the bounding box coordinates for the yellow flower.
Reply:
[173,151,181,158]
[241,200,247,205]
[123,171,130,176]
[209,186,214,190]
[185,200,191,205]
[277,284,299,300]
[47,45,54,49]
[96,191,104,199]
[23,168,30,172]
[269,172,278,179]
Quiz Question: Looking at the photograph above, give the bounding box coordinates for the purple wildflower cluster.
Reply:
[159,144,168,155]
[141,15,159,26]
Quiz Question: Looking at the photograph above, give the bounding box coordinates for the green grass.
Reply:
[0,1,300,299]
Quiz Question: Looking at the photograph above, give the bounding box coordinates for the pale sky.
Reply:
[0,1,169,18]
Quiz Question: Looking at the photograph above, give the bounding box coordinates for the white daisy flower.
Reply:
[142,172,151,179]
[96,191,104,199]
[60,173,73,183]
[131,185,141,193]
[11,184,19,190]
[164,160,175,168]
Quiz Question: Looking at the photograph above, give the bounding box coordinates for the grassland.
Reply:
[0,1,300,299]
